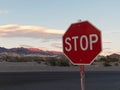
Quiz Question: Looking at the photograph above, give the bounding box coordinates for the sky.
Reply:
[0,0,120,55]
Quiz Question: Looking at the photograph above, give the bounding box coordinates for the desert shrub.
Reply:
[57,59,70,66]
[114,63,119,66]
[99,57,108,62]
[45,57,57,66]
[34,59,42,64]
[49,59,57,66]
[103,62,112,67]
[109,58,119,62]
[45,56,70,66]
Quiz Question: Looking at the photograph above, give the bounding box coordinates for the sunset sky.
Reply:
[0,0,120,55]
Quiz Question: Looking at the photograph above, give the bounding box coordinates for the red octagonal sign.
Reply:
[63,21,102,65]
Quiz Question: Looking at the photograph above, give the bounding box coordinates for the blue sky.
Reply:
[0,0,120,55]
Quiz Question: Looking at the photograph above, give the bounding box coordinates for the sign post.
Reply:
[63,20,102,90]
[80,65,85,90]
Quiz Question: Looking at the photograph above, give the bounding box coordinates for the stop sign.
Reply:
[63,21,102,65]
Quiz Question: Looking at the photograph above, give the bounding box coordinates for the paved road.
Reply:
[85,71,120,90]
[0,71,120,90]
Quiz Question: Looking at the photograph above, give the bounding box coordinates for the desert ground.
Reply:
[0,61,120,72]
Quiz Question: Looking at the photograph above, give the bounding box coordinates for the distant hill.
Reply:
[0,47,63,56]
[0,47,7,53]
[109,53,120,60]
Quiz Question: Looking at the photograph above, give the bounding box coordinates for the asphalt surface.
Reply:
[0,71,120,90]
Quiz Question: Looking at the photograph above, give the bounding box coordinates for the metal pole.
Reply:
[80,65,85,90]
[78,20,85,90]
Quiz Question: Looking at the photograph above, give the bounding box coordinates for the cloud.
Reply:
[103,48,111,50]
[103,41,112,43]
[51,43,62,49]
[20,44,33,48]
[103,31,120,33]
[111,31,120,33]
[0,24,65,40]
[0,10,8,14]
[101,49,120,56]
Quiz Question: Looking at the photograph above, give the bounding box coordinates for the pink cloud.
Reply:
[0,24,64,40]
